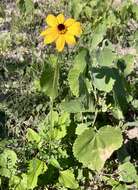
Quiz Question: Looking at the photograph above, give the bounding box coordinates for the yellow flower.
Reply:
[40,14,82,52]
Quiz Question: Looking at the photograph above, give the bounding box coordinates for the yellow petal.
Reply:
[57,14,65,24]
[56,35,65,52]
[43,28,59,44]
[65,33,76,45]
[67,22,82,36]
[40,30,47,36]
[64,18,75,27]
[45,14,58,27]
[40,27,55,36]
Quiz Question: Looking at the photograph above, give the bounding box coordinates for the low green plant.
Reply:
[0,0,138,189]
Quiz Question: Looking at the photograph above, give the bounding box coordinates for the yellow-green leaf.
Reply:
[68,49,88,97]
[59,169,79,189]
[27,158,47,189]
[73,126,123,171]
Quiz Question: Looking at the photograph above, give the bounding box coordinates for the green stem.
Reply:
[50,97,53,140]
[49,53,60,140]
[92,108,98,129]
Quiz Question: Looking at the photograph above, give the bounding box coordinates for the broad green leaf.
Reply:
[113,69,128,113]
[25,0,34,14]
[111,107,124,120]
[59,169,79,189]
[9,174,27,190]
[37,111,58,140]
[73,126,123,171]
[27,158,47,189]
[123,54,135,76]
[61,95,95,113]
[112,184,127,190]
[97,48,116,67]
[16,0,34,14]
[71,0,86,19]
[61,98,85,113]
[92,67,115,93]
[26,128,41,143]
[102,176,118,187]
[53,122,67,140]
[102,176,127,190]
[49,158,60,169]
[91,22,107,50]
[61,92,95,113]
[38,111,70,141]
[118,162,137,183]
[0,149,17,178]
[68,49,87,97]
[75,123,89,135]
[53,112,70,140]
[40,56,59,99]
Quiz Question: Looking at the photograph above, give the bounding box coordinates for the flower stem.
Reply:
[49,53,60,140]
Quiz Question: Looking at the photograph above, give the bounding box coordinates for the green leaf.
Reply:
[25,0,34,14]
[102,176,119,187]
[27,158,47,189]
[59,169,79,189]
[113,69,128,113]
[17,0,34,14]
[118,162,137,183]
[38,111,70,141]
[75,123,89,135]
[9,174,27,190]
[53,112,70,140]
[61,98,85,113]
[40,56,59,99]
[49,158,60,169]
[91,22,107,50]
[68,49,88,97]
[92,67,115,93]
[111,106,124,120]
[73,126,123,171]
[112,184,127,190]
[61,95,95,113]
[97,48,116,67]
[0,149,17,178]
[102,176,127,190]
[123,54,135,76]
[71,0,86,19]
[26,128,41,143]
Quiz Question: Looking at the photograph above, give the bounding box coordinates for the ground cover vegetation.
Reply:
[0,0,138,189]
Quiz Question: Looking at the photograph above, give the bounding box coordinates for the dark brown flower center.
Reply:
[58,24,65,31]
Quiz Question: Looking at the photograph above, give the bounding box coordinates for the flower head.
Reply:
[40,14,82,52]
